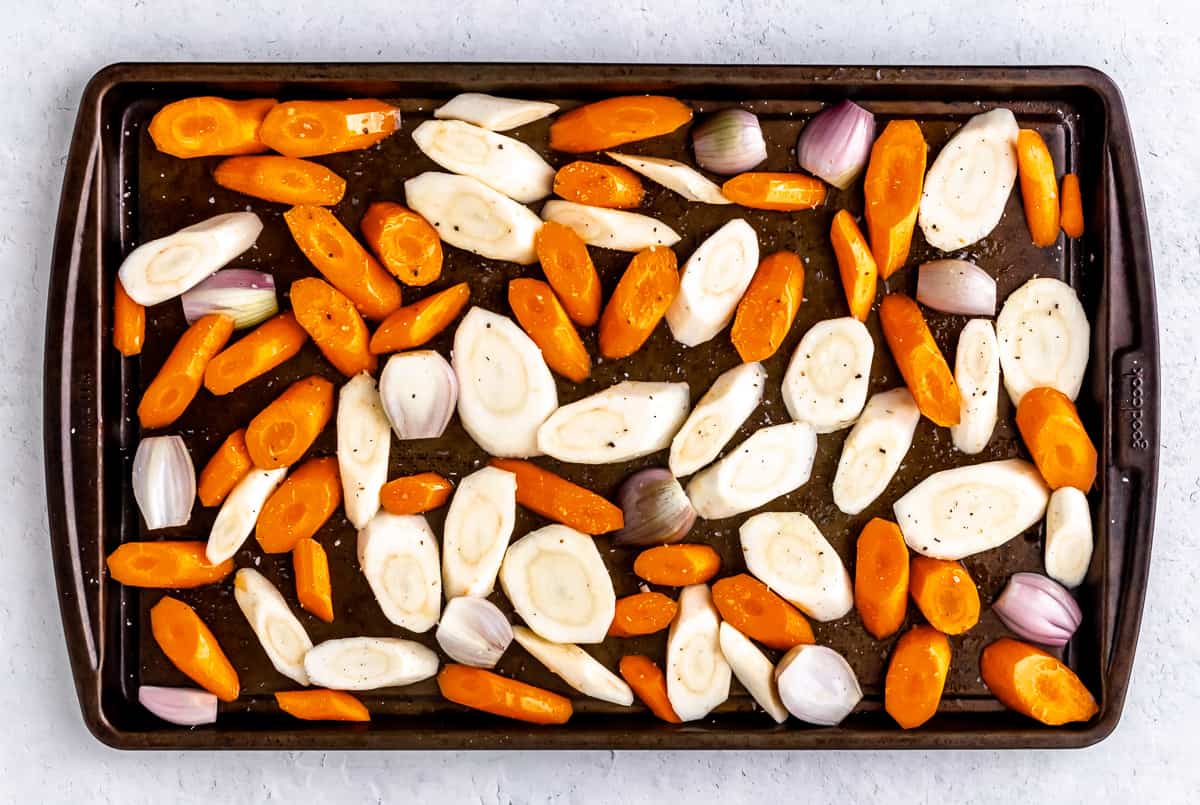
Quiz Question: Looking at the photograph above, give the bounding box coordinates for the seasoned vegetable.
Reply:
[607,151,730,204]
[549,95,692,153]
[434,92,558,131]
[1016,386,1098,491]
[774,644,862,726]
[113,278,145,357]
[131,435,196,530]
[379,472,454,516]
[992,572,1082,646]
[336,373,390,528]
[508,278,591,382]
[1060,173,1084,237]
[796,100,876,190]
[260,99,400,157]
[996,277,1090,405]
[276,690,369,722]
[436,597,513,668]
[1044,486,1094,588]
[107,541,233,589]
[293,537,334,623]
[304,637,438,690]
[863,120,926,279]
[534,221,602,326]
[541,200,681,251]
[619,656,681,723]
[1016,129,1060,247]
[369,282,470,354]
[206,466,288,564]
[150,596,240,702]
[665,584,731,721]
[552,161,645,209]
[608,592,678,637]
[669,361,766,478]
[830,210,877,322]
[634,544,721,586]
[138,314,234,428]
[233,568,312,685]
[197,429,252,507]
[949,319,1000,455]
[915,259,996,317]
[442,467,518,598]
[358,512,442,632]
[438,664,572,725]
[255,456,341,553]
[182,269,278,331]
[712,574,814,650]
[722,172,826,211]
[665,218,760,347]
[831,388,920,515]
[691,109,767,175]
[730,251,805,362]
[879,294,961,427]
[980,638,1098,725]
[513,627,634,705]
[204,312,308,395]
[149,96,276,159]
[139,686,218,726]
[359,202,443,287]
[909,556,981,635]
[405,172,542,264]
[853,518,910,640]
[781,317,873,433]
[244,376,335,469]
[611,468,696,547]
[598,246,680,359]
[686,422,817,519]
[719,622,788,723]
[213,156,346,205]
[491,458,623,535]
[537,381,690,464]
[884,625,950,729]
[739,512,853,622]
[413,119,555,203]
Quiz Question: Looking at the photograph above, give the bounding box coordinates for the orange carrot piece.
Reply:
[213,155,346,205]
[831,210,878,322]
[438,664,573,725]
[290,277,377,377]
[854,518,910,640]
[549,96,692,153]
[197,428,253,507]
[884,625,951,729]
[1016,386,1098,491]
[598,246,680,359]
[712,574,814,650]
[864,120,927,279]
[535,221,602,326]
[981,638,1099,725]
[489,458,623,534]
[244,376,335,469]
[148,96,276,159]
[730,251,805,362]
[203,312,309,396]
[1016,129,1061,248]
[276,689,367,721]
[113,278,145,356]
[619,655,682,723]
[1060,173,1084,238]
[360,202,443,287]
[106,541,234,588]
[256,456,342,553]
[379,472,455,516]
[552,161,645,209]
[721,172,827,211]
[633,544,720,586]
[369,283,470,355]
[879,294,962,427]
[609,592,678,637]
[259,99,400,158]
[137,314,234,429]
[909,556,980,635]
[508,278,591,382]
[149,596,240,702]
[293,537,334,623]
[284,205,402,320]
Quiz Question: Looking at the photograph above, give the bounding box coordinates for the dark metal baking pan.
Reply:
[44,63,1158,750]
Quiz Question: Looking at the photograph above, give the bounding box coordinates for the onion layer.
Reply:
[796,100,876,190]
[435,597,514,668]
[138,686,218,726]
[612,468,696,546]
[181,269,278,329]
[916,260,997,316]
[992,572,1082,647]
[691,109,768,175]
[131,435,196,530]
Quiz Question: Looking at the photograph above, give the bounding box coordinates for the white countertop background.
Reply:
[3,1,1197,801]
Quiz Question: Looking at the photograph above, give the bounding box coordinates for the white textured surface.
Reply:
[3,0,1197,801]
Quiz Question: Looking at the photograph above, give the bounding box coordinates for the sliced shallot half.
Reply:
[379,351,458,441]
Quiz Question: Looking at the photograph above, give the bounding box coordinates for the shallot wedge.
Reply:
[379,351,458,441]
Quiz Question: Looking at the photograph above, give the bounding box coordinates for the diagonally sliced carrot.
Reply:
[360,202,443,287]
[609,592,678,637]
[197,428,253,507]
[552,161,645,209]
[1016,129,1061,248]
[1015,386,1097,491]
[379,472,454,516]
[535,221,602,326]
[879,293,961,427]
[1060,173,1084,238]
[290,277,377,377]
[549,96,692,153]
[150,596,240,702]
[113,278,145,356]
[618,655,681,723]
[284,205,402,320]
[213,156,346,205]
[438,664,573,725]
[885,625,951,729]
[853,518,909,640]
[633,544,720,586]
[490,458,623,534]
[981,638,1098,725]
[148,97,277,159]
[909,556,980,635]
[106,541,233,588]
[138,314,234,429]
[244,376,335,470]
[722,172,827,211]
[730,251,805,362]
[508,278,591,382]
[293,537,334,623]
[256,456,342,553]
[864,120,927,278]
[830,210,878,322]
[203,312,308,396]
[712,573,814,650]
[276,689,368,721]
[260,99,401,158]
[369,282,471,355]
[598,245,679,359]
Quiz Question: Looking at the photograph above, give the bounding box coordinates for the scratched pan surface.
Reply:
[44,64,1158,749]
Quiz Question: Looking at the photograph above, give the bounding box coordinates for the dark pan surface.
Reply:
[44,64,1158,749]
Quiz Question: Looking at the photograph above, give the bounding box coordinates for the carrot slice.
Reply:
[256,456,342,553]
[830,210,878,322]
[909,556,980,635]
[879,294,961,427]
[1016,129,1061,248]
[149,596,240,702]
[276,689,368,721]
[864,120,927,278]
[489,458,623,534]
[535,221,602,326]
[197,428,253,507]
[721,172,827,211]
[712,573,814,650]
[290,277,377,377]
[379,472,454,516]
[259,99,400,158]
[619,655,682,723]
[113,278,145,356]
[284,205,402,320]
[853,518,910,640]
[552,161,645,209]
[137,314,234,429]
[293,537,334,623]
[213,155,346,205]
[730,251,805,362]
[203,312,309,396]
[598,246,680,359]
[437,664,573,725]
[360,202,443,287]
[508,278,591,382]
[106,541,233,588]
[1016,386,1098,491]
[148,96,276,159]
[633,544,720,586]
[981,638,1099,725]
[609,592,679,637]
[549,96,692,153]
[1060,173,1084,238]
[244,376,335,469]
[884,625,951,729]
[369,283,470,355]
